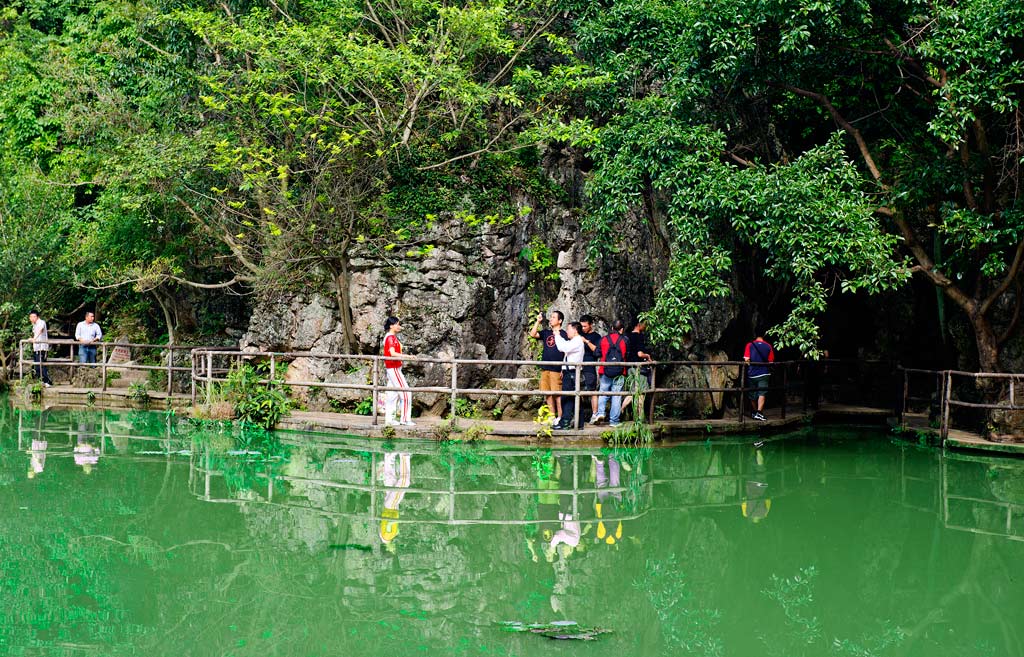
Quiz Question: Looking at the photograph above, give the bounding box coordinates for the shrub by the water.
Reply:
[224,363,290,430]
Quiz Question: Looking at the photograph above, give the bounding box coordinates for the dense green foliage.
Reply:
[1,0,1021,367]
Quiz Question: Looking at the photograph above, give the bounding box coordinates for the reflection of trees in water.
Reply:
[634,555,722,657]
[8,413,1024,657]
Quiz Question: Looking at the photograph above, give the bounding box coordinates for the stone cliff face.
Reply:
[240,165,742,415]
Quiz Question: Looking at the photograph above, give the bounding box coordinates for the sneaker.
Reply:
[591,414,605,425]
[400,421,416,427]
[753,412,767,422]
[385,420,400,427]
[43,382,52,388]
[550,416,561,426]
[608,422,621,428]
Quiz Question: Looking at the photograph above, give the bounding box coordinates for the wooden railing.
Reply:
[898,367,1024,441]
[190,348,813,427]
[18,339,206,395]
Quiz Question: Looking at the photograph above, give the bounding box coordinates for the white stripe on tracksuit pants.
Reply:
[385,366,412,424]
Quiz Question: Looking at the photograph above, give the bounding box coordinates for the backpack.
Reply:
[603,334,627,378]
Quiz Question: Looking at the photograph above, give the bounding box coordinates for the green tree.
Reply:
[173,0,570,351]
[557,0,1022,367]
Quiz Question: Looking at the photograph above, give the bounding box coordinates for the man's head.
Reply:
[29,311,39,323]
[580,314,594,334]
[567,321,582,338]
[384,316,402,333]
[548,310,564,328]
[612,319,626,334]
[84,312,95,324]
[632,317,647,332]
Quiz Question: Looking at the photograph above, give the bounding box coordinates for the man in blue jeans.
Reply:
[75,311,103,364]
[593,320,629,427]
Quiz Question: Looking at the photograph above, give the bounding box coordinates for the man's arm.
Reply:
[529,311,543,339]
[75,323,83,342]
[743,342,751,362]
[95,325,103,341]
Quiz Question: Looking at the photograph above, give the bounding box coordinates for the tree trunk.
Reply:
[331,258,357,354]
[153,289,177,346]
[971,312,1000,373]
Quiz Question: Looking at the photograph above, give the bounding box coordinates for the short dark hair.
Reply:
[384,316,400,331]
[580,314,594,324]
[612,319,626,333]
[29,310,39,317]
[569,321,583,334]
[551,310,564,323]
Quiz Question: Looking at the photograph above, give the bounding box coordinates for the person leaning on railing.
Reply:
[744,332,775,422]
[74,311,103,364]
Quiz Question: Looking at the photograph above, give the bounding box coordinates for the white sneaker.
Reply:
[591,414,605,425]
[550,416,561,426]
[385,420,400,427]
[43,383,52,388]
[400,421,416,427]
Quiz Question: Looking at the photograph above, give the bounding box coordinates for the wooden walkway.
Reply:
[13,381,1024,455]
[267,403,891,444]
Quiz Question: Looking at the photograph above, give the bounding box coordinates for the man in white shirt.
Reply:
[28,311,52,386]
[554,322,592,430]
[74,311,103,364]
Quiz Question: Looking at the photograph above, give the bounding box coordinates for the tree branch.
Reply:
[876,206,975,311]
[781,84,887,186]
[981,239,1024,316]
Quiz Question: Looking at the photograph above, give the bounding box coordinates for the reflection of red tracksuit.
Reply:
[383,334,411,423]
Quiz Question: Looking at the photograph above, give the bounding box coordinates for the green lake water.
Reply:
[3,406,1024,657]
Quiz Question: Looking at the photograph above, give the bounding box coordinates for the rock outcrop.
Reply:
[240,179,741,415]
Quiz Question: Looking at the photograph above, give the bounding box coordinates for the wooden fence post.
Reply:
[739,363,747,425]
[573,362,581,429]
[166,349,173,395]
[941,370,952,442]
[371,357,379,426]
[206,351,213,406]
[647,365,657,424]
[781,363,788,420]
[450,361,459,429]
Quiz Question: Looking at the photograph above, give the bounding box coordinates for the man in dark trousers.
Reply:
[744,332,775,421]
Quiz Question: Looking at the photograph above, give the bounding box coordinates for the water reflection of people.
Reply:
[74,421,101,475]
[593,455,623,545]
[378,452,412,549]
[27,440,48,478]
[26,409,50,479]
[741,448,771,523]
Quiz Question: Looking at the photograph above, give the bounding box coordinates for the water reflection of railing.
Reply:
[16,408,183,458]
[941,452,1024,543]
[187,438,794,528]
